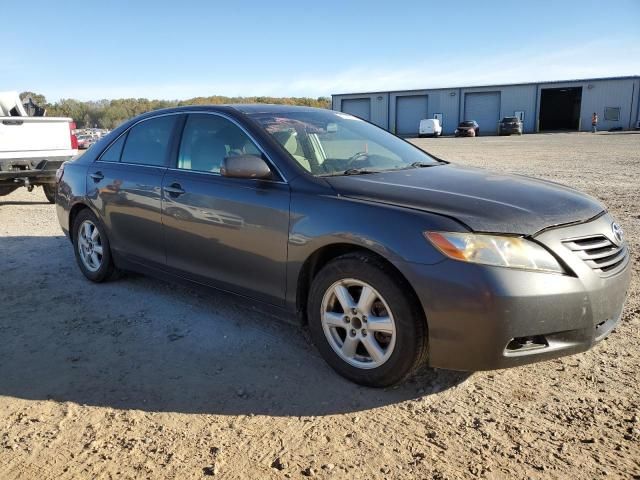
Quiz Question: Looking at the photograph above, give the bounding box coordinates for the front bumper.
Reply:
[396,215,631,370]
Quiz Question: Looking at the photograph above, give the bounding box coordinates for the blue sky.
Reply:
[2,0,639,101]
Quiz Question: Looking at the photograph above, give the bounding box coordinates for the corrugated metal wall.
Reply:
[332,77,640,135]
[389,90,460,135]
[332,93,389,129]
[536,78,640,132]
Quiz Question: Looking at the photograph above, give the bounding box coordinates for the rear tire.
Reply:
[308,253,428,387]
[43,184,56,204]
[0,185,18,197]
[73,209,117,282]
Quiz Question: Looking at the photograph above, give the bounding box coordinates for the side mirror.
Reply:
[221,154,272,179]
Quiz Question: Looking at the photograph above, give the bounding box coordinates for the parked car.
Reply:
[0,90,78,202]
[455,120,479,137]
[55,105,630,387]
[77,135,96,149]
[418,118,443,137]
[499,116,523,136]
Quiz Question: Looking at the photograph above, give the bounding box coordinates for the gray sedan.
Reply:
[55,105,630,387]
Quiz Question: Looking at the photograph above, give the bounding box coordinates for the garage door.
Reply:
[396,95,428,135]
[341,98,371,121]
[464,92,500,135]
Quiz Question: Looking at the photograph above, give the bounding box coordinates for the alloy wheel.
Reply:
[77,220,104,273]
[320,278,396,369]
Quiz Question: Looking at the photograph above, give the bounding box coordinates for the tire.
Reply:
[43,184,56,204]
[307,253,428,387]
[0,185,18,197]
[72,209,117,282]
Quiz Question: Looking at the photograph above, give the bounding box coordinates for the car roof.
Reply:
[132,104,326,119]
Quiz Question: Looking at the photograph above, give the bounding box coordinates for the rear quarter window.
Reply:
[98,134,126,162]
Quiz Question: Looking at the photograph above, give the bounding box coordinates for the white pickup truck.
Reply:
[0,91,77,202]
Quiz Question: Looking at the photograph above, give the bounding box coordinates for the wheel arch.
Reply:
[295,243,426,329]
[68,202,93,242]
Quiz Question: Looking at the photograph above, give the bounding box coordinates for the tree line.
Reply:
[19,92,331,129]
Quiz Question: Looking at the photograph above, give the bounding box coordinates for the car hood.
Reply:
[325,164,605,235]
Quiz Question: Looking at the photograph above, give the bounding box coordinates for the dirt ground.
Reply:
[0,132,638,479]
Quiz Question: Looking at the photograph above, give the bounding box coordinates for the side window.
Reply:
[177,114,262,173]
[120,115,176,166]
[99,134,126,162]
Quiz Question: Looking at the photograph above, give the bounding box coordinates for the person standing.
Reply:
[592,112,599,133]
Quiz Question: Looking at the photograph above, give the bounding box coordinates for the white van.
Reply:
[418,118,443,137]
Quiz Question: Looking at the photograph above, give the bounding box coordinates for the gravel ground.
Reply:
[0,131,638,479]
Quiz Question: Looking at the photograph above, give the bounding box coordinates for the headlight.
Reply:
[425,232,565,273]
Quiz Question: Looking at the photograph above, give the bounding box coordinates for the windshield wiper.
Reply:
[343,168,379,176]
[319,168,379,177]
[410,161,437,168]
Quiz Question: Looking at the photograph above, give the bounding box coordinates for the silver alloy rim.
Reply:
[77,220,104,273]
[321,279,396,369]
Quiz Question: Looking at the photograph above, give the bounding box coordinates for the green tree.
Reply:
[44,94,331,128]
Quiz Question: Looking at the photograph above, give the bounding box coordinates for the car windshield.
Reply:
[459,121,475,127]
[503,117,518,122]
[250,110,440,176]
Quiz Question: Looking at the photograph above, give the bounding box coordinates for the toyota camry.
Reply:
[55,105,631,387]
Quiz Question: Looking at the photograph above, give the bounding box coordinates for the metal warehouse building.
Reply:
[332,76,640,136]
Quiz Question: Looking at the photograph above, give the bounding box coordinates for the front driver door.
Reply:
[161,113,290,306]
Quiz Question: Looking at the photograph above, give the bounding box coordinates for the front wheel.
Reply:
[43,184,56,203]
[308,253,428,387]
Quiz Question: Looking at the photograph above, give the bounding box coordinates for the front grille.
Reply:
[563,235,628,276]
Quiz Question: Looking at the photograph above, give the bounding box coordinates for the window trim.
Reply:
[168,111,288,184]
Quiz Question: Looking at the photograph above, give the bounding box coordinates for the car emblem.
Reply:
[611,223,624,245]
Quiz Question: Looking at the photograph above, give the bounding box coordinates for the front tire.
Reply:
[308,253,427,387]
[73,209,117,282]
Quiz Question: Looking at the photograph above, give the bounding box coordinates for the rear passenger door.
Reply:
[87,114,180,266]
[161,113,290,306]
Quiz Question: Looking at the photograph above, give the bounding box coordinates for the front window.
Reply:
[250,110,439,176]
[177,114,262,173]
[459,121,476,127]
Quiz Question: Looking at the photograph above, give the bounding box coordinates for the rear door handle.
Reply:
[2,120,23,126]
[164,183,185,196]
[90,171,104,182]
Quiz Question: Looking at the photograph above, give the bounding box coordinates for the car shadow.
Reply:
[0,200,51,206]
[0,235,470,416]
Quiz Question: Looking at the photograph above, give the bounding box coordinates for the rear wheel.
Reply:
[0,185,18,197]
[308,253,427,387]
[43,184,56,203]
[73,209,117,282]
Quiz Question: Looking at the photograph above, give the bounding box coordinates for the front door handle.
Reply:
[90,171,104,182]
[164,183,185,196]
